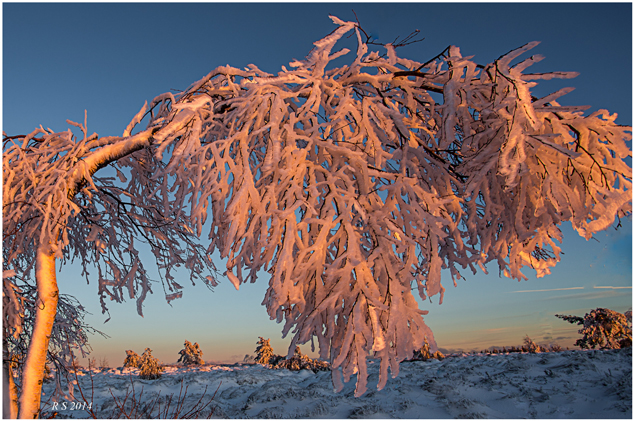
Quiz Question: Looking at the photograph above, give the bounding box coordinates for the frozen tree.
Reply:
[523,335,542,353]
[138,348,164,380]
[122,350,140,368]
[556,308,632,350]
[177,340,204,365]
[410,338,444,361]
[3,89,217,416]
[254,337,281,366]
[3,15,632,413]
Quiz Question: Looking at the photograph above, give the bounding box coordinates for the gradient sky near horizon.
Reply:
[3,3,632,366]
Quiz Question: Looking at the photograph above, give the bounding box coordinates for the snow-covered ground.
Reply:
[41,348,631,418]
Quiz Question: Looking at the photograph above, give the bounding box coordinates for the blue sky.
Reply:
[3,3,632,365]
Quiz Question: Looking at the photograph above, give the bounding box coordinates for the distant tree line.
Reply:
[39,307,633,387]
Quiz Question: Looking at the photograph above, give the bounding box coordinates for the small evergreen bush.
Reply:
[254,337,282,366]
[123,350,140,368]
[138,348,164,380]
[177,340,204,365]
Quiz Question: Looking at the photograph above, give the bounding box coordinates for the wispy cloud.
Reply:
[593,286,632,289]
[508,287,585,293]
[544,290,630,301]
[484,327,510,333]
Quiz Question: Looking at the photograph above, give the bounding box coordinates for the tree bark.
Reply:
[17,243,58,419]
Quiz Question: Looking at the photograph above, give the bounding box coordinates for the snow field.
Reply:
[41,348,631,418]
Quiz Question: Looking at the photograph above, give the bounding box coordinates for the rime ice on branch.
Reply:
[3,15,631,406]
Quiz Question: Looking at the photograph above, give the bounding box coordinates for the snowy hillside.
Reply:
[41,348,631,418]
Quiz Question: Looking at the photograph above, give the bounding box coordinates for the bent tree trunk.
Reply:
[18,243,59,419]
[4,118,159,418]
[12,126,156,418]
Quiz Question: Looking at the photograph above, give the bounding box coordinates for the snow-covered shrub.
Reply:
[556,308,632,350]
[549,344,563,352]
[254,337,282,366]
[177,340,204,365]
[414,340,432,360]
[138,348,164,380]
[123,350,140,368]
[275,346,330,372]
[308,359,331,372]
[524,335,542,353]
[410,338,444,361]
